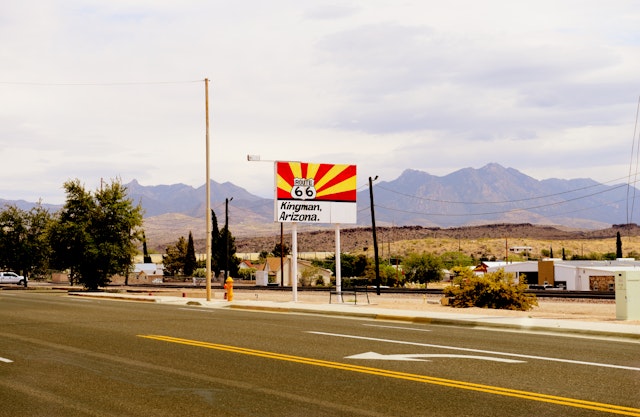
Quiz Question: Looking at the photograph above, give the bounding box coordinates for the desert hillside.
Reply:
[144,218,640,261]
[224,223,640,260]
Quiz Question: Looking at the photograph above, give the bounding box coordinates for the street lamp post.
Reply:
[247,154,284,286]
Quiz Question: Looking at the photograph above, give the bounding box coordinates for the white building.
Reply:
[486,259,640,291]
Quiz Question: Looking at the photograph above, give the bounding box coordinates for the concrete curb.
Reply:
[68,292,640,340]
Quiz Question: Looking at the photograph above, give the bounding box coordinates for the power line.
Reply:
[372,183,629,218]
[627,95,640,224]
[0,80,202,86]
[376,174,633,205]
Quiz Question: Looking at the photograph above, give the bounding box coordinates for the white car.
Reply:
[0,271,27,286]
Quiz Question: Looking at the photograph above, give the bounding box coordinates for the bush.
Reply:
[443,269,537,311]
[237,268,255,280]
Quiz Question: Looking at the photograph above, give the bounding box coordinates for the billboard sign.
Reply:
[275,161,357,224]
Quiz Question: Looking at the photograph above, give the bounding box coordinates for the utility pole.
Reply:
[280,222,284,286]
[225,197,233,280]
[205,78,212,301]
[369,176,380,295]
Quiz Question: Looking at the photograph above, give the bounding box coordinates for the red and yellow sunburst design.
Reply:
[276,162,357,202]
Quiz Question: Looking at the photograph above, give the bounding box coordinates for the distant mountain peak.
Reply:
[2,164,632,237]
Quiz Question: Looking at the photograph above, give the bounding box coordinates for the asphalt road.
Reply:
[1,291,639,417]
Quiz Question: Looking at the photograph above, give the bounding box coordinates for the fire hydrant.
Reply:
[224,277,234,301]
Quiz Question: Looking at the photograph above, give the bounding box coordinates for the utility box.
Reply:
[615,271,640,320]
[255,271,269,286]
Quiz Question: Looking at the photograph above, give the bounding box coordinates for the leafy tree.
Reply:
[364,261,403,287]
[316,253,368,278]
[616,231,622,259]
[443,269,537,311]
[440,251,474,269]
[184,231,197,276]
[163,236,187,276]
[0,204,53,278]
[24,204,53,277]
[237,267,256,280]
[49,179,143,290]
[299,264,323,286]
[403,252,444,285]
[49,182,94,285]
[0,205,25,273]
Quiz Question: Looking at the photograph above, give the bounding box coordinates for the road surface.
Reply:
[1,291,638,416]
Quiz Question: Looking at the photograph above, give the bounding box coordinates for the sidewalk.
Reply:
[68,287,640,340]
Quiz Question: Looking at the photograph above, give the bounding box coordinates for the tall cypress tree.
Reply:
[142,232,152,263]
[218,224,239,277]
[616,231,623,259]
[184,231,197,276]
[211,209,220,275]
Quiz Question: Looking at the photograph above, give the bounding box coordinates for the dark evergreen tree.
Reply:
[142,232,152,263]
[271,243,291,257]
[211,209,220,274]
[616,231,623,258]
[218,225,240,277]
[184,231,197,276]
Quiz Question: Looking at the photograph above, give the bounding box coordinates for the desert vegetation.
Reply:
[234,224,640,263]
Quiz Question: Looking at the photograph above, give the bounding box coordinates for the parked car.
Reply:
[0,271,27,286]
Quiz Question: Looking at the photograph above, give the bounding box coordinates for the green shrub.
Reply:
[237,268,255,280]
[443,269,537,311]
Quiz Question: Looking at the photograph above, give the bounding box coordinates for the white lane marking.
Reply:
[363,324,431,332]
[346,352,524,363]
[451,324,640,344]
[308,331,640,371]
[0,357,13,363]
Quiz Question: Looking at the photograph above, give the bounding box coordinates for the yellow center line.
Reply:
[139,335,640,416]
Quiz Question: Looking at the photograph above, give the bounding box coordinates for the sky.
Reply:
[2,1,640,204]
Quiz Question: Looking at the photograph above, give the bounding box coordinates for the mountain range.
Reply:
[3,163,636,247]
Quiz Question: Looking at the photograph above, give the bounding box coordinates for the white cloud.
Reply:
[1,0,640,205]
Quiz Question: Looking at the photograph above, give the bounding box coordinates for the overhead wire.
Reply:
[0,80,203,86]
[627,95,640,224]
[376,173,632,205]
[365,177,636,218]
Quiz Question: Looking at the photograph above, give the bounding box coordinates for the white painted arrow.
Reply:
[345,352,525,363]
